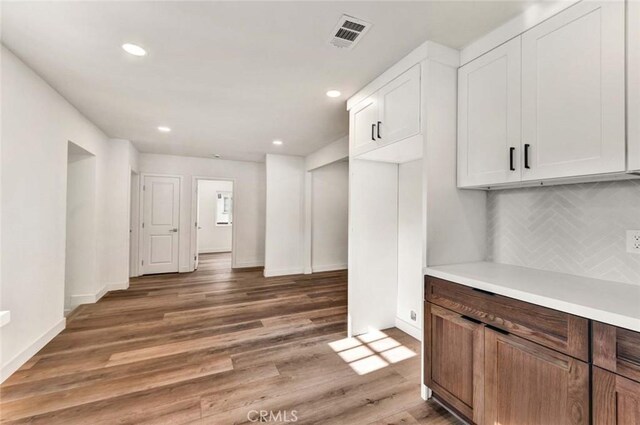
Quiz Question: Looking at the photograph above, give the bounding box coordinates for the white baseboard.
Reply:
[395,316,422,341]
[198,248,232,254]
[233,259,265,269]
[421,384,432,401]
[69,284,107,306]
[1,318,66,383]
[106,281,129,291]
[0,311,11,328]
[311,263,348,273]
[263,267,305,277]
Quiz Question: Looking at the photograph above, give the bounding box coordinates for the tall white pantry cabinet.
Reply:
[346,41,486,337]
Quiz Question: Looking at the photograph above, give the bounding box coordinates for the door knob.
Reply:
[169,228,178,233]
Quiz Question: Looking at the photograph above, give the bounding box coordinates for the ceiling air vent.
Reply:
[329,15,372,50]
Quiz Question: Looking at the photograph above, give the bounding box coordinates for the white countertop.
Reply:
[425,262,640,332]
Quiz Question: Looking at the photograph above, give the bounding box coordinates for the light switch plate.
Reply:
[627,230,640,254]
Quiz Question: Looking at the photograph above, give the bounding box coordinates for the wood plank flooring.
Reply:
[0,253,459,425]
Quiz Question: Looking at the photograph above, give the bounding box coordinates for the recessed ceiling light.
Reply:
[272,140,283,146]
[122,43,147,57]
[326,90,341,98]
[157,126,171,133]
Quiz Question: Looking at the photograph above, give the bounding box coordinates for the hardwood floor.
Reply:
[0,253,459,425]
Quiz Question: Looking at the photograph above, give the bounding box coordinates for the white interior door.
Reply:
[142,175,180,274]
[521,0,625,181]
[457,37,522,188]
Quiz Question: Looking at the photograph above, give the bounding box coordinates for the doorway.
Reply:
[65,142,97,313]
[194,179,234,270]
[140,174,181,275]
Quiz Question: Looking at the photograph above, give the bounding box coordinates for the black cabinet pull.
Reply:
[371,124,376,141]
[509,147,516,171]
[524,144,531,169]
[472,287,495,296]
[461,315,482,325]
[377,121,382,139]
[486,324,510,336]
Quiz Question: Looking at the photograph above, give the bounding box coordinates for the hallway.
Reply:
[0,254,456,424]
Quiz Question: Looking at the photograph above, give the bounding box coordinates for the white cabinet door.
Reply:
[350,96,378,156]
[521,1,625,181]
[377,64,420,146]
[629,0,640,172]
[457,37,522,188]
[142,175,180,275]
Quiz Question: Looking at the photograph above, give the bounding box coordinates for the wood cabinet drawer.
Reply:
[593,322,640,384]
[425,276,589,361]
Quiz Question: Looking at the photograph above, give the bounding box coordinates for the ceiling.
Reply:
[2,1,534,162]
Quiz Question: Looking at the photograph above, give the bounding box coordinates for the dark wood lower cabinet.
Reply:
[594,367,640,425]
[424,276,596,425]
[484,328,589,425]
[593,321,640,383]
[424,302,484,424]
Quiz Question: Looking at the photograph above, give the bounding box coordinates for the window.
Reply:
[216,191,232,226]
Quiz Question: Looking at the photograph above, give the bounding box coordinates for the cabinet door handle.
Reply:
[377,121,382,139]
[461,315,482,325]
[472,287,495,296]
[486,324,510,336]
[524,144,531,169]
[371,124,376,141]
[509,147,516,171]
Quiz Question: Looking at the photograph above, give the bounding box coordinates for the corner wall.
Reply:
[264,154,306,276]
[311,161,348,272]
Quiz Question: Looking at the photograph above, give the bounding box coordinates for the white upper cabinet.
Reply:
[350,65,421,157]
[351,96,378,155]
[458,37,521,188]
[520,1,626,181]
[377,65,421,146]
[629,0,640,172]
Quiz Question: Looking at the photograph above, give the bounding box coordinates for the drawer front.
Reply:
[593,321,640,383]
[425,276,589,361]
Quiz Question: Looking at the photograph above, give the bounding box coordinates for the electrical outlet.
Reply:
[410,310,417,321]
[627,230,640,254]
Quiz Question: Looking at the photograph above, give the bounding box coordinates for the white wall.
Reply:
[306,136,348,171]
[198,180,233,254]
[129,171,140,278]
[0,47,136,382]
[65,148,98,311]
[348,159,399,336]
[311,161,348,272]
[104,139,139,289]
[138,154,265,270]
[424,59,486,267]
[264,154,305,277]
[397,160,423,339]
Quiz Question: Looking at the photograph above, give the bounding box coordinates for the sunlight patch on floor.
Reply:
[328,330,416,375]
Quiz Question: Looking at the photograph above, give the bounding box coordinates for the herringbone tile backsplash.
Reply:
[487,180,640,285]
